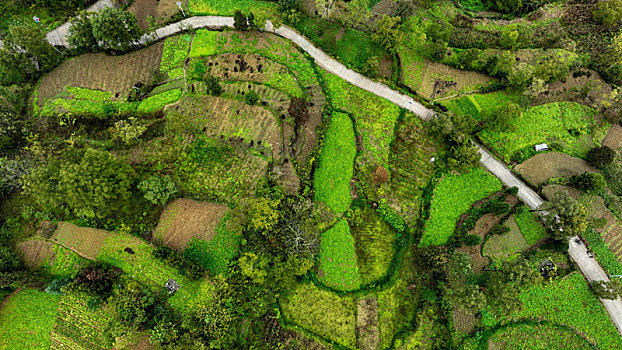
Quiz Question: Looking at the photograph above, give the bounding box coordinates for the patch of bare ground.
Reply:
[154,198,228,250]
[603,124,622,151]
[542,184,581,201]
[452,307,476,334]
[50,222,108,259]
[378,54,393,80]
[290,84,326,180]
[16,239,54,270]
[356,296,379,350]
[514,152,597,186]
[535,70,612,109]
[37,42,164,107]
[128,0,158,30]
[157,0,186,21]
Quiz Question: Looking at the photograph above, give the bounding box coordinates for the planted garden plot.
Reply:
[356,296,380,350]
[603,124,622,150]
[417,60,493,100]
[421,168,502,246]
[154,198,228,250]
[0,288,60,350]
[200,54,303,97]
[482,215,529,263]
[541,184,581,201]
[51,222,108,260]
[160,34,192,80]
[167,95,281,155]
[455,213,502,274]
[36,42,164,108]
[578,194,622,272]
[188,0,277,16]
[314,112,356,214]
[486,322,594,349]
[514,207,547,245]
[280,283,357,348]
[318,220,361,291]
[514,152,597,187]
[158,0,186,20]
[221,81,290,117]
[442,90,521,121]
[50,291,114,350]
[127,0,158,30]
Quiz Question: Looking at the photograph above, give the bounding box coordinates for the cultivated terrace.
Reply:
[2,0,622,349]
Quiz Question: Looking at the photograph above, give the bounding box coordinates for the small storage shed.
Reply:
[534,143,549,152]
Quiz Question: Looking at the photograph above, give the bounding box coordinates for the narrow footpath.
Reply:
[33,12,622,336]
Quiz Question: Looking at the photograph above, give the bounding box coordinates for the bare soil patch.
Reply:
[356,296,379,350]
[128,0,158,30]
[16,240,54,269]
[50,222,108,259]
[154,198,228,250]
[378,54,393,80]
[514,152,597,186]
[36,42,164,107]
[158,0,186,20]
[537,70,611,109]
[542,184,581,201]
[603,124,622,151]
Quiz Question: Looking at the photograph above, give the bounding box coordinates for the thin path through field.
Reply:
[35,12,622,335]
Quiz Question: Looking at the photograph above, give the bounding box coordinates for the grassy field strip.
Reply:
[318,219,361,291]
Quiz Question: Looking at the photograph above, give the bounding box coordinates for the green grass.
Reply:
[280,282,357,348]
[0,288,61,350]
[45,244,88,277]
[318,219,361,291]
[96,232,202,311]
[421,168,502,246]
[442,90,521,121]
[189,30,218,58]
[508,273,622,349]
[399,46,426,90]
[515,206,547,245]
[478,102,605,162]
[136,89,183,114]
[349,208,397,285]
[160,34,192,80]
[486,322,594,350]
[184,213,241,276]
[322,70,401,167]
[293,17,388,73]
[188,0,277,17]
[314,112,356,214]
[65,86,112,102]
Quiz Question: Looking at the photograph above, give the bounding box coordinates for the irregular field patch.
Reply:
[356,296,379,350]
[280,283,357,348]
[158,0,186,20]
[486,322,594,350]
[51,222,108,259]
[482,215,529,263]
[421,168,502,246]
[514,152,596,186]
[314,112,356,214]
[154,198,228,250]
[417,60,493,100]
[318,220,361,291]
[36,42,164,108]
[16,239,53,270]
[127,0,158,30]
[0,288,60,350]
[514,207,547,245]
[442,90,521,121]
[603,124,622,151]
[188,0,277,16]
[160,34,192,80]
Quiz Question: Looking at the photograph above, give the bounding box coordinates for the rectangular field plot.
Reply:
[318,219,361,291]
[51,222,108,259]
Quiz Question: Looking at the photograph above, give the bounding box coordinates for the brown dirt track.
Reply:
[16,239,54,269]
[154,198,228,250]
[514,152,597,186]
[36,42,164,107]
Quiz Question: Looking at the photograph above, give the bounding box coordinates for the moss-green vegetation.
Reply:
[486,322,594,349]
[0,288,60,350]
[65,86,112,102]
[483,215,529,263]
[184,213,241,276]
[160,34,192,80]
[583,229,622,276]
[318,219,361,291]
[515,206,547,245]
[280,283,357,348]
[136,89,183,113]
[189,30,218,58]
[349,208,397,285]
[45,244,88,277]
[188,0,277,16]
[314,112,356,214]
[422,168,502,246]
[442,91,521,121]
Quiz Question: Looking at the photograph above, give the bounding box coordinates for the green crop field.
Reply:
[280,283,357,348]
[160,34,192,80]
[482,215,529,263]
[421,168,502,246]
[188,0,277,17]
[45,244,88,277]
[442,90,521,120]
[478,102,607,162]
[0,288,61,349]
[515,206,547,245]
[314,112,356,214]
[486,322,594,349]
[318,219,361,291]
[189,30,218,58]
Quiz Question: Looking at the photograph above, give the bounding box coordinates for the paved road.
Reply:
[46,0,114,47]
[26,12,622,335]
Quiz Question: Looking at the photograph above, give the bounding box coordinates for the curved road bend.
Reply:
[42,14,622,335]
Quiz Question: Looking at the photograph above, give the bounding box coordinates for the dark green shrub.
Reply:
[244,90,260,105]
[489,225,510,236]
[464,234,482,246]
[569,172,607,194]
[506,186,519,196]
[587,146,616,169]
[205,74,222,96]
[45,277,73,295]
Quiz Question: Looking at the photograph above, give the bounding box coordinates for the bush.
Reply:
[138,175,177,206]
[244,90,260,105]
[490,225,510,236]
[464,234,482,246]
[45,277,73,295]
[506,186,519,196]
[569,172,607,194]
[587,146,616,169]
[205,75,223,96]
[482,199,511,215]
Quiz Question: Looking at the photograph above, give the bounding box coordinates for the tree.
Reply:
[315,0,336,18]
[288,96,309,126]
[109,281,152,328]
[68,11,98,52]
[447,137,481,173]
[372,15,404,53]
[244,90,260,105]
[247,197,281,234]
[233,10,249,30]
[484,102,521,131]
[278,0,300,12]
[90,8,142,51]
[593,0,622,28]
[500,27,519,50]
[464,234,482,246]
[6,24,60,72]
[444,252,486,312]
[0,157,31,196]
[0,246,21,273]
[490,0,522,13]
[539,191,589,240]
[486,257,542,317]
[590,280,619,299]
[339,0,369,28]
[396,0,417,19]
[0,49,34,85]
[58,148,136,218]
[586,146,616,169]
[569,172,607,194]
[111,117,147,145]
[138,175,177,205]
[205,74,223,96]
